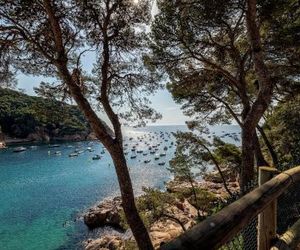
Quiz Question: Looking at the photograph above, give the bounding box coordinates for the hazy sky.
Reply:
[17,74,187,126]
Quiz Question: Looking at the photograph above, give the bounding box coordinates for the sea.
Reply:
[0,125,240,250]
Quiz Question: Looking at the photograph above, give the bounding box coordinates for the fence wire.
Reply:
[218,175,300,250]
[277,181,300,235]
[219,179,258,250]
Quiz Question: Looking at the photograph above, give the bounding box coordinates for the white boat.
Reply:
[144,159,151,163]
[54,151,61,155]
[69,153,78,157]
[92,155,101,160]
[48,144,60,148]
[13,146,27,153]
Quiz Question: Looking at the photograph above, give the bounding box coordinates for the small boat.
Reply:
[137,150,143,153]
[143,152,148,156]
[54,151,61,155]
[160,153,166,157]
[163,146,168,151]
[124,152,129,155]
[100,150,105,154]
[92,155,101,160]
[77,150,85,154]
[158,162,166,166]
[48,144,60,148]
[69,153,78,157]
[150,151,155,154]
[130,155,137,159]
[144,159,151,163]
[13,146,27,153]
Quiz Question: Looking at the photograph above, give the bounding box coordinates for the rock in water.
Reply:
[84,197,123,229]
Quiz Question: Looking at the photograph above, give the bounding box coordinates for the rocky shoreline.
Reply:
[82,168,239,250]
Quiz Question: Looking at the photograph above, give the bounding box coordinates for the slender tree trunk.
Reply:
[109,143,154,250]
[57,66,154,250]
[256,125,279,167]
[162,213,186,232]
[189,178,201,218]
[253,131,269,167]
[240,125,255,192]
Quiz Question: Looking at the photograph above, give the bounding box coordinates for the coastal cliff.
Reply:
[0,88,93,145]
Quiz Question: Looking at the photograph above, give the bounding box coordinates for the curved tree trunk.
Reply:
[56,65,154,250]
[253,131,269,167]
[109,143,154,250]
[256,125,279,167]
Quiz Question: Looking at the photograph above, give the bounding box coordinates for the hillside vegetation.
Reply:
[0,88,91,142]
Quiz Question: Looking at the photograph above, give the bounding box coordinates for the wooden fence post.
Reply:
[258,167,279,250]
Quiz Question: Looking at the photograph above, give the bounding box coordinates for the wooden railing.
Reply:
[160,166,300,250]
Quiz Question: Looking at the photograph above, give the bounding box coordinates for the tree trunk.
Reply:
[189,178,202,218]
[109,143,154,250]
[253,131,269,167]
[57,65,154,250]
[257,125,279,167]
[162,213,186,232]
[240,125,255,193]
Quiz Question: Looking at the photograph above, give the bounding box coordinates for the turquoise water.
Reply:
[0,125,240,250]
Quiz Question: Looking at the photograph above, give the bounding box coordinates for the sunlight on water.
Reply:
[0,125,240,250]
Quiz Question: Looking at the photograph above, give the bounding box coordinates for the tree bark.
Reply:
[109,144,154,250]
[253,131,269,167]
[239,0,274,192]
[257,125,279,167]
[240,125,255,192]
[41,1,154,248]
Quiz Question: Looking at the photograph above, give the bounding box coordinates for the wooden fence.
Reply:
[161,166,300,250]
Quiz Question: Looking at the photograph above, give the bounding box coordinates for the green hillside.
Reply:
[0,88,91,141]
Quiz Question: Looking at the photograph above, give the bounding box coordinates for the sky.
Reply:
[17,73,187,126]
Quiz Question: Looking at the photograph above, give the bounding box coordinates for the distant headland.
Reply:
[0,88,95,147]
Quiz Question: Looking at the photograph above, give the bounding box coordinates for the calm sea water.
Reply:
[0,125,239,250]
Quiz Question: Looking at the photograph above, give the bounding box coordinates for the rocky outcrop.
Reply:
[83,197,198,250]
[0,128,6,149]
[84,235,125,250]
[0,140,5,149]
[204,167,238,183]
[149,200,197,248]
[82,169,240,250]
[84,197,123,229]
